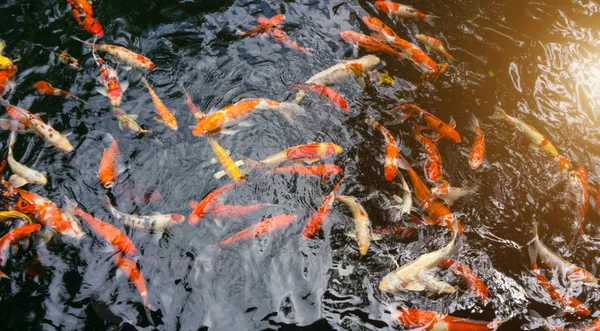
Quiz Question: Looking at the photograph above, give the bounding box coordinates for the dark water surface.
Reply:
[1,0,600,330]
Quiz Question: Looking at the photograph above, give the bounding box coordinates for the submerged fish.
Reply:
[0,224,41,266]
[416,34,456,64]
[181,85,206,122]
[188,182,238,225]
[414,123,443,182]
[112,254,150,310]
[469,114,486,170]
[268,164,343,179]
[208,136,245,182]
[531,264,590,317]
[375,1,438,25]
[302,179,344,239]
[7,131,47,186]
[67,0,104,37]
[241,15,312,53]
[340,31,404,59]
[439,259,488,303]
[33,81,85,103]
[291,84,348,111]
[336,195,373,255]
[215,214,297,246]
[94,56,127,107]
[44,46,81,70]
[392,308,501,331]
[98,135,120,189]
[366,116,399,181]
[240,143,343,174]
[396,103,461,143]
[139,76,178,130]
[112,107,151,135]
[73,37,155,70]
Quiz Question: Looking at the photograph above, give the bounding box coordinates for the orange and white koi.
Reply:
[98,135,120,189]
[208,136,245,182]
[94,56,126,107]
[555,155,572,172]
[3,183,84,240]
[532,263,590,317]
[0,119,28,134]
[366,116,399,181]
[67,199,137,256]
[0,224,41,266]
[268,164,343,178]
[529,223,597,284]
[375,1,438,25]
[209,203,277,219]
[112,108,151,134]
[392,308,501,331]
[188,182,238,225]
[0,65,17,96]
[302,179,343,239]
[414,123,443,182]
[340,31,404,59]
[7,131,47,187]
[44,46,81,70]
[216,214,297,246]
[291,84,348,111]
[372,225,415,240]
[490,106,558,157]
[336,195,372,255]
[112,254,150,310]
[139,76,177,130]
[431,185,474,206]
[2,101,74,153]
[416,34,456,64]
[469,114,485,170]
[293,55,380,104]
[439,259,489,303]
[531,313,600,331]
[240,143,343,174]
[192,98,305,136]
[67,0,104,37]
[73,37,155,70]
[33,81,85,103]
[396,103,461,143]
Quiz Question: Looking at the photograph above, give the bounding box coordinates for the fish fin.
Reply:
[121,65,132,71]
[344,231,357,239]
[240,156,260,174]
[117,120,124,130]
[70,36,90,46]
[355,76,366,89]
[424,15,438,26]
[445,53,456,65]
[210,157,217,164]
[528,142,540,151]
[219,129,239,136]
[470,113,480,132]
[213,218,223,227]
[490,106,508,120]
[61,129,73,137]
[448,117,457,129]
[115,267,124,280]
[234,160,244,167]
[189,200,199,210]
[279,103,306,123]
[213,170,226,179]
[303,158,320,165]
[154,116,164,123]
[371,232,383,241]
[8,174,28,188]
[237,121,253,127]
[152,230,164,243]
[102,194,112,208]
[391,195,404,205]
[120,81,129,92]
[394,156,411,170]
[0,270,10,280]
[127,114,139,120]
[404,281,425,292]
[95,87,108,97]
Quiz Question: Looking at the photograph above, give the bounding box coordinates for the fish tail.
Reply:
[240,156,261,174]
[470,113,480,132]
[0,269,10,280]
[394,154,412,171]
[424,15,438,26]
[445,52,456,65]
[528,223,540,267]
[279,103,306,122]
[8,131,16,154]
[293,90,307,105]
[394,105,417,123]
[490,106,508,120]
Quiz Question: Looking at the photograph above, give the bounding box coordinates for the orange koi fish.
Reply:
[375,2,438,25]
[414,123,442,182]
[439,259,488,303]
[181,85,206,122]
[2,101,74,153]
[241,15,312,53]
[241,143,343,174]
[366,116,399,181]
[556,155,572,172]
[94,56,126,107]
[113,254,150,309]
[216,214,297,246]
[67,0,104,37]
[192,98,305,136]
[73,37,155,70]
[340,31,404,59]
[2,183,84,240]
[532,263,590,317]
[268,164,343,178]
[33,81,84,103]
[291,84,348,111]
[188,182,238,225]
[267,26,313,53]
[0,65,17,96]
[392,308,501,331]
[67,200,137,256]
[395,103,461,143]
[532,314,600,331]
[469,114,485,170]
[98,135,120,189]
[209,203,276,218]
[0,224,41,266]
[139,76,177,130]
[416,34,456,64]
[302,179,344,239]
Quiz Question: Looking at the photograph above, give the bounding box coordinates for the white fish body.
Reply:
[7,132,47,186]
[336,195,373,256]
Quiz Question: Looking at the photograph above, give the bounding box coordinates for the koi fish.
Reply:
[391,173,413,214]
[379,220,459,293]
[291,84,348,111]
[396,103,461,143]
[336,195,373,255]
[0,224,41,266]
[45,46,81,70]
[112,108,151,135]
[431,185,474,206]
[241,15,312,53]
[490,106,558,157]
[372,225,415,240]
[66,199,137,256]
[340,31,404,59]
[192,98,305,136]
[73,37,155,70]
[0,119,28,134]
[33,81,85,103]
[215,214,297,246]
[530,312,600,331]
[2,101,74,153]
[94,56,126,107]
[366,116,399,181]
[208,137,245,182]
[112,254,150,310]
[3,183,84,240]
[267,26,313,53]
[294,55,380,104]
[532,264,590,317]
[103,195,184,238]
[209,203,277,218]
[302,179,343,239]
[188,182,238,225]
[139,76,177,130]
[528,223,597,284]
[240,143,343,174]
[98,135,120,188]
[181,85,206,122]
[469,114,485,170]
[7,131,47,186]
[439,259,488,303]
[392,308,501,331]
[375,1,438,25]
[268,164,343,178]
[414,123,442,182]
[0,39,13,70]
[0,65,17,96]
[67,0,104,37]
[568,167,589,234]
[416,34,456,64]
[0,210,33,224]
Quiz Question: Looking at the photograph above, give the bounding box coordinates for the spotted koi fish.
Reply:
[396,103,461,143]
[33,81,85,103]
[94,55,127,107]
[73,37,155,70]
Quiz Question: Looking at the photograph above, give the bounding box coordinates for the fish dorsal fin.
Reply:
[448,117,456,128]
[404,281,425,291]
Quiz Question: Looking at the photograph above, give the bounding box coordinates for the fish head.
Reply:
[83,15,104,37]
[33,81,50,92]
[358,55,381,71]
[0,56,13,70]
[170,214,185,224]
[570,267,598,284]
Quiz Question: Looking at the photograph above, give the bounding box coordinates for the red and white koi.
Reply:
[375,1,438,25]
[416,34,456,64]
[414,123,443,182]
[431,184,475,206]
[215,214,297,246]
[340,31,404,59]
[531,263,590,317]
[0,224,41,266]
[66,0,104,37]
[33,81,84,103]
[366,116,399,181]
[302,179,344,239]
[0,65,17,96]
[94,56,127,107]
